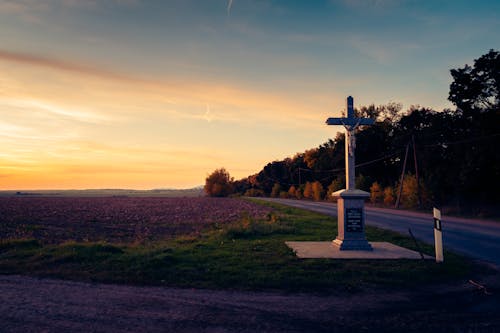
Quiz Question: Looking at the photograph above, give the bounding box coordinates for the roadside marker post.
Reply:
[433,207,444,263]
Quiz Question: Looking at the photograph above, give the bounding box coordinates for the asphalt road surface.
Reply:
[259,198,500,266]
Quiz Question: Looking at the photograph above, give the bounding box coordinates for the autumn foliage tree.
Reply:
[326,177,345,201]
[303,182,313,199]
[383,187,395,206]
[370,182,383,204]
[204,168,234,197]
[312,181,324,201]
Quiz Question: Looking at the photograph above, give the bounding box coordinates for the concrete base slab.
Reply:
[285,241,433,260]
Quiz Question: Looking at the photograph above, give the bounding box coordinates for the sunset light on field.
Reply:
[1,0,498,189]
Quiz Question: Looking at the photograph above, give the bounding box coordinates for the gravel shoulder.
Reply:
[2,272,499,333]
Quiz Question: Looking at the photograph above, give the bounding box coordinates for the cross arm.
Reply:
[326,118,375,126]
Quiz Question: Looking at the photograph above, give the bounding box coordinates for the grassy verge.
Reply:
[0,200,492,292]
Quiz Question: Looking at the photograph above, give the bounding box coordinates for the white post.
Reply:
[345,129,355,190]
[433,207,444,263]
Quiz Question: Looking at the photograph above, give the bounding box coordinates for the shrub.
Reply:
[279,191,289,199]
[205,168,234,197]
[398,174,431,209]
[271,183,281,198]
[383,186,395,206]
[355,174,373,192]
[303,182,313,199]
[244,188,265,197]
[370,182,383,204]
[327,178,345,201]
[312,181,324,201]
[295,187,303,199]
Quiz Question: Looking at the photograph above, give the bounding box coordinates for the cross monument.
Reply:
[326,96,374,251]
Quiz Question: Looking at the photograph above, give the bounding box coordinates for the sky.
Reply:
[0,0,499,189]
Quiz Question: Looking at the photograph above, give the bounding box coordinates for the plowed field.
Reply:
[0,197,271,244]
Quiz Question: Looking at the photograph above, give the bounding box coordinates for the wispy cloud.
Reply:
[0,48,324,128]
[0,0,44,13]
[0,49,137,82]
[0,0,50,22]
[0,0,139,13]
[0,121,30,138]
[348,36,420,65]
[0,98,110,124]
[227,0,233,15]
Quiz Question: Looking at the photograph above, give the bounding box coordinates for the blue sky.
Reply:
[0,0,499,189]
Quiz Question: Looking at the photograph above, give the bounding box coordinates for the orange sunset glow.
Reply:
[1,0,498,189]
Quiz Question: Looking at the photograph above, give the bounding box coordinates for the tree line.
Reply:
[205,50,500,216]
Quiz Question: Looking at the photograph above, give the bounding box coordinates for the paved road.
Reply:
[259,198,500,266]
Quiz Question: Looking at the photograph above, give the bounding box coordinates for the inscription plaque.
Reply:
[345,208,363,232]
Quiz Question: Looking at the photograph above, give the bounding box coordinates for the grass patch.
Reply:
[0,200,491,291]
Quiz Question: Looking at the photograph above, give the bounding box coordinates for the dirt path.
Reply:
[1,274,499,332]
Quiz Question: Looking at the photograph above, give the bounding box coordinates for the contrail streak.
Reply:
[227,0,233,15]
[204,103,213,122]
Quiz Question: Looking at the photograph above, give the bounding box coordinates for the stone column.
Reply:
[332,190,372,251]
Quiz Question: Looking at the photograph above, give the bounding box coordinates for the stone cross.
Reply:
[326,96,375,251]
[326,96,374,190]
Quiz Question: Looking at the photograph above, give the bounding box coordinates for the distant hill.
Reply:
[0,188,205,198]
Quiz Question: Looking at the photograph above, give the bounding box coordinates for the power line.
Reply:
[256,149,404,187]
[355,151,402,168]
[296,150,402,174]
[422,132,500,148]
[255,131,500,187]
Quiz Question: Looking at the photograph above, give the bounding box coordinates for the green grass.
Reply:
[0,200,491,292]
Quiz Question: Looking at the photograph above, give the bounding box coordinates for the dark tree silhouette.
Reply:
[449,49,500,115]
[231,50,500,216]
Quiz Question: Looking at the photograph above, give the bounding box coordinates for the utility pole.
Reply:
[298,168,301,188]
[395,142,410,209]
[412,135,421,208]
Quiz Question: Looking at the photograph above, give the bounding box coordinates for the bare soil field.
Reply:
[0,197,271,244]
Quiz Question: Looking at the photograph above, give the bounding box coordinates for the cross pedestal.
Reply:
[326,96,373,251]
[332,189,372,250]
